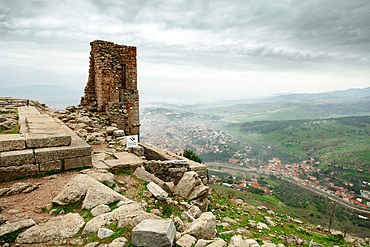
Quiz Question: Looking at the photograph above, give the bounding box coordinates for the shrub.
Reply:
[183,149,203,163]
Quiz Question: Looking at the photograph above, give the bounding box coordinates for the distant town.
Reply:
[140,107,370,212]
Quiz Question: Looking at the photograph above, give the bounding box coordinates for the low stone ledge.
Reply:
[140,142,187,161]
[34,137,91,163]
[0,164,39,181]
[64,156,92,170]
[39,160,62,172]
[0,149,34,167]
[25,132,71,148]
[0,134,26,152]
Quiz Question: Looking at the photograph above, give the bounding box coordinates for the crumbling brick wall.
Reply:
[81,40,140,136]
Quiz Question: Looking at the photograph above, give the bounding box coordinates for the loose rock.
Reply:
[184,212,216,240]
[16,213,84,243]
[132,219,176,247]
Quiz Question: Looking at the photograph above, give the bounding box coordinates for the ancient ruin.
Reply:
[0,98,91,181]
[80,40,140,137]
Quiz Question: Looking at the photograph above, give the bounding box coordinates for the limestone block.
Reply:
[25,132,71,148]
[187,185,209,200]
[106,127,118,135]
[86,170,115,187]
[0,149,34,167]
[34,143,91,163]
[181,211,195,222]
[175,171,202,199]
[133,166,164,187]
[52,174,126,210]
[97,227,114,239]
[187,205,202,219]
[0,219,36,237]
[0,164,39,181]
[0,134,26,152]
[176,234,197,247]
[64,156,92,170]
[184,212,216,240]
[206,239,227,247]
[39,160,62,172]
[229,235,247,247]
[147,182,168,200]
[132,219,175,247]
[105,152,143,171]
[113,130,125,137]
[16,213,84,243]
[263,216,276,227]
[108,237,128,247]
[91,204,111,217]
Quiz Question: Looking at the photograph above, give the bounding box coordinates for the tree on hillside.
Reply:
[183,149,203,163]
[327,199,338,232]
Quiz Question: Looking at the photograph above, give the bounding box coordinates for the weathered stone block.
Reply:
[34,142,91,163]
[0,134,26,152]
[25,132,71,148]
[39,160,62,172]
[0,149,34,167]
[132,219,175,247]
[147,182,168,200]
[0,164,39,181]
[64,156,92,170]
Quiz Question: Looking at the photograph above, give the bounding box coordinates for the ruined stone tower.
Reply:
[81,40,140,136]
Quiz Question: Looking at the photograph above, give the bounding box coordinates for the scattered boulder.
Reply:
[223,216,237,224]
[245,239,259,246]
[150,209,163,217]
[91,204,111,217]
[182,211,195,222]
[4,182,32,196]
[292,219,302,224]
[147,182,168,200]
[86,170,115,187]
[187,184,209,201]
[232,199,244,205]
[113,130,125,137]
[257,222,270,230]
[52,174,127,209]
[267,210,275,217]
[187,205,202,219]
[175,171,201,199]
[229,235,247,247]
[176,234,197,247]
[132,219,176,247]
[264,216,276,227]
[98,228,114,239]
[106,126,118,135]
[16,213,84,243]
[207,238,227,247]
[330,229,344,238]
[83,202,159,235]
[0,219,35,237]
[108,237,128,247]
[184,212,216,240]
[0,215,7,225]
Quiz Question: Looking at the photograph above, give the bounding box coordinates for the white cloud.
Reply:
[0,0,369,103]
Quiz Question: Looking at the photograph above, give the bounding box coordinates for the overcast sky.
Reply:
[0,0,369,104]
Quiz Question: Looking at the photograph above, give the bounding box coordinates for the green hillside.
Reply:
[193,98,370,122]
[222,116,370,179]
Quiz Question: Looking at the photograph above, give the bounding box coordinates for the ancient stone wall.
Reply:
[81,40,140,136]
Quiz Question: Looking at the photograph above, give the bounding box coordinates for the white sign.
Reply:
[126,135,138,148]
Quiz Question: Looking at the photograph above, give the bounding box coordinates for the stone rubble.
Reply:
[132,219,176,247]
